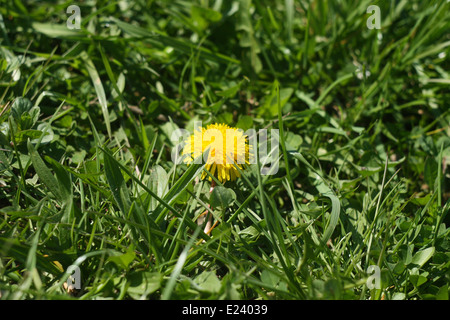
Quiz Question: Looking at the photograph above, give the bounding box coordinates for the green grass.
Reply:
[0,0,449,300]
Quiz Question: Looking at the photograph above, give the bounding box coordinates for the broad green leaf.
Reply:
[15,106,40,130]
[11,97,32,121]
[409,273,428,287]
[210,186,236,210]
[436,285,449,300]
[260,269,281,287]
[236,115,253,131]
[159,121,180,146]
[43,156,72,201]
[191,5,222,22]
[191,5,222,30]
[127,271,162,299]
[14,129,46,143]
[27,140,62,200]
[285,132,303,152]
[324,279,342,299]
[392,292,406,300]
[239,225,260,239]
[410,194,432,206]
[41,156,73,226]
[258,82,293,118]
[216,112,233,124]
[173,183,193,205]
[148,165,169,211]
[411,247,435,268]
[33,123,54,145]
[195,271,221,293]
[107,247,136,270]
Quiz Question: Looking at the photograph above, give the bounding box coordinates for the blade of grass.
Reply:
[161,225,202,300]
[27,139,62,200]
[81,51,112,139]
[111,17,240,65]
[254,134,305,298]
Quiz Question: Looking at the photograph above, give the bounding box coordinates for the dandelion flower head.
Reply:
[181,123,251,183]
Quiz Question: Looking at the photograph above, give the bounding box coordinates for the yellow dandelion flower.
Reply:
[181,123,251,183]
